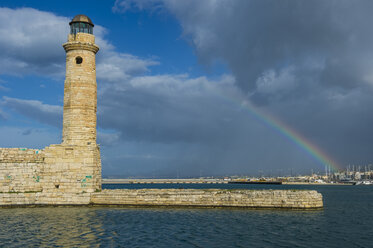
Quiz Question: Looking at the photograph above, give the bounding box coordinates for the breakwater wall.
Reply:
[91,189,323,209]
[103,178,228,184]
[0,189,323,209]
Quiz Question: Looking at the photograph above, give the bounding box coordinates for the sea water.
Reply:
[0,184,372,247]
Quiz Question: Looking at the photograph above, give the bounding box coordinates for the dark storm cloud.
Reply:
[116,0,373,94]
[112,0,373,171]
[156,0,373,94]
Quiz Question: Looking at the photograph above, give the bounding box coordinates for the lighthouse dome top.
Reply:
[69,15,94,34]
[70,15,94,26]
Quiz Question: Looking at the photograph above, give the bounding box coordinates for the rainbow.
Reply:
[218,93,341,172]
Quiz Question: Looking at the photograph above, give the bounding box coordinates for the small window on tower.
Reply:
[76,56,83,64]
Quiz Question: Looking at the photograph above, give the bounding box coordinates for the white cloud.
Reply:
[117,73,235,97]
[97,52,158,83]
[0,7,69,77]
[1,96,62,127]
[0,7,159,82]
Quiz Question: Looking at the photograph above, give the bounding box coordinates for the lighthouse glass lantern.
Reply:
[69,15,94,34]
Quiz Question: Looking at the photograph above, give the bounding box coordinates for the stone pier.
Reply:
[0,189,323,209]
[91,189,323,209]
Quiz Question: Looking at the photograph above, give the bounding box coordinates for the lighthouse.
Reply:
[40,15,102,194]
[62,15,99,146]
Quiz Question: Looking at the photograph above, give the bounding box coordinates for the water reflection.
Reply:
[0,206,324,247]
[0,207,103,247]
[0,185,371,247]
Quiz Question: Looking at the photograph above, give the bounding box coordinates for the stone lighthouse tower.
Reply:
[62,15,99,146]
[0,15,102,201]
[40,15,102,195]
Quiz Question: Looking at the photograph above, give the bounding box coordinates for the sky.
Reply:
[1,0,373,178]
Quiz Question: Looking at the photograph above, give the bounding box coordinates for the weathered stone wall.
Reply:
[91,189,323,209]
[0,148,44,193]
[42,144,101,193]
[0,144,101,196]
[0,192,91,206]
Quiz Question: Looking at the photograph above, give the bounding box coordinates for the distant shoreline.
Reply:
[282,182,353,186]
[102,178,354,186]
[102,178,228,184]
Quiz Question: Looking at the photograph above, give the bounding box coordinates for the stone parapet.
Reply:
[0,148,43,162]
[63,42,99,54]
